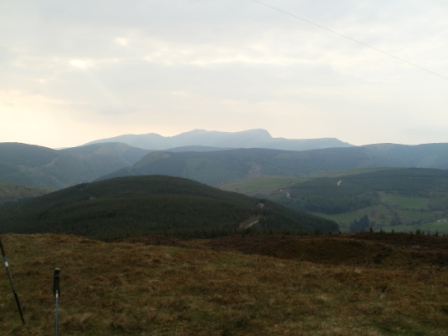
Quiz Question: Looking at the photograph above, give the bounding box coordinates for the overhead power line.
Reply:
[251,0,448,81]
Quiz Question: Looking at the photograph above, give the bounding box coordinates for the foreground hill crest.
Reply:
[0,175,338,239]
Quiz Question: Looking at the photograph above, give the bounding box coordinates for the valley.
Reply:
[1,131,448,335]
[221,169,448,234]
[2,130,448,235]
[4,0,448,332]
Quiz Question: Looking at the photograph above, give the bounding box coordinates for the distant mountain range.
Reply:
[86,129,353,151]
[1,130,448,191]
[99,143,448,187]
[2,131,448,235]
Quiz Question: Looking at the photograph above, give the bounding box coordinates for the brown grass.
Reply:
[0,233,447,335]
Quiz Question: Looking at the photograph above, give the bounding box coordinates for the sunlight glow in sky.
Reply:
[1,0,447,148]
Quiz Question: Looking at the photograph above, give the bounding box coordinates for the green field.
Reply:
[0,183,51,205]
[220,176,309,195]
[381,220,448,234]
[381,193,430,210]
[222,169,448,233]
[315,194,445,232]
[314,167,399,178]
[313,211,368,232]
[219,168,393,196]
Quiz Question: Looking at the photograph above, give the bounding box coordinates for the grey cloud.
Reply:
[1,0,448,147]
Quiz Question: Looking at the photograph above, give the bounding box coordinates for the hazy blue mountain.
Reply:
[362,143,448,168]
[98,143,448,187]
[60,142,150,167]
[4,139,448,191]
[166,146,233,152]
[0,142,149,189]
[86,129,353,151]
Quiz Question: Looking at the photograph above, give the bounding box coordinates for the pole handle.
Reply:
[53,268,61,298]
[0,239,6,258]
[0,238,26,325]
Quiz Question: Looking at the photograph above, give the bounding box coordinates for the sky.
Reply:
[1,0,447,149]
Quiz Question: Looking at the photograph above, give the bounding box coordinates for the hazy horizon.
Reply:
[1,0,447,148]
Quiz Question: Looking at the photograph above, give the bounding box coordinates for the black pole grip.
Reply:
[0,238,26,324]
[0,239,6,259]
[53,268,60,298]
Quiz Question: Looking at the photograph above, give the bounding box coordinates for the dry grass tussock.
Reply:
[0,233,447,335]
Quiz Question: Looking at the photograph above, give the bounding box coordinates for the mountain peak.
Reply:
[85,129,351,151]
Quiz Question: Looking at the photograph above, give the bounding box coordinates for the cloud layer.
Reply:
[1,0,447,148]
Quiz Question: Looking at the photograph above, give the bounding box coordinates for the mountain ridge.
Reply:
[2,139,448,192]
[98,143,448,187]
[0,142,150,189]
[85,129,353,151]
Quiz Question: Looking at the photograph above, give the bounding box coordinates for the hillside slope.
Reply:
[267,168,448,232]
[99,147,370,185]
[0,142,149,189]
[0,183,50,205]
[99,143,448,187]
[0,176,338,239]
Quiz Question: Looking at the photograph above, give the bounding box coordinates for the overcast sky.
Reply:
[1,0,447,148]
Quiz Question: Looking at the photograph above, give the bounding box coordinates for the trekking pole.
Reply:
[0,238,26,325]
[53,268,61,336]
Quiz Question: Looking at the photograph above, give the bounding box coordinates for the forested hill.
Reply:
[0,142,149,189]
[0,176,338,240]
[98,147,370,185]
[99,143,448,187]
[3,141,448,191]
[280,168,448,214]
[267,168,448,232]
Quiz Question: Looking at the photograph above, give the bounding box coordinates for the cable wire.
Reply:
[251,0,448,81]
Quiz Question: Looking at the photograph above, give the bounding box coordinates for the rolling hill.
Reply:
[0,183,50,205]
[99,143,448,187]
[0,142,149,190]
[0,176,338,240]
[3,139,448,193]
[263,168,448,232]
[98,147,370,185]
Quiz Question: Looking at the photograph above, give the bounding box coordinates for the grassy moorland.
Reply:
[0,233,447,335]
